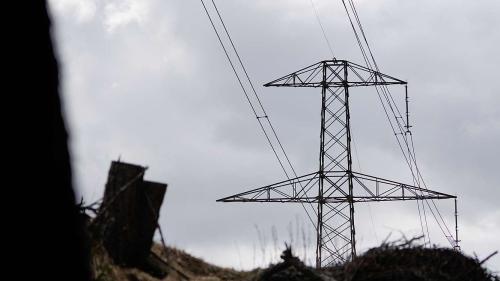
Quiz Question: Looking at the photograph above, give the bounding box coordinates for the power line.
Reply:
[309,0,335,57]
[208,1,319,225]
[341,0,431,245]
[210,0,303,190]
[339,0,456,246]
[199,0,319,227]
[199,0,288,178]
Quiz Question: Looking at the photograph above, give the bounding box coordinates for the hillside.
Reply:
[85,162,498,280]
[90,239,499,281]
[91,240,259,281]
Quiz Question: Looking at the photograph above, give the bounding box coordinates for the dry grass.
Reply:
[90,240,259,281]
[323,243,499,281]
[90,235,498,281]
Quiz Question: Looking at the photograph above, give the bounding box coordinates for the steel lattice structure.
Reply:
[217,59,456,268]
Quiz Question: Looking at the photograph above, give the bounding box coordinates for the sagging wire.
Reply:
[199,0,319,228]
[339,0,456,247]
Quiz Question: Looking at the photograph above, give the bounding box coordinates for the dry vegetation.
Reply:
[91,240,260,281]
[90,237,499,281]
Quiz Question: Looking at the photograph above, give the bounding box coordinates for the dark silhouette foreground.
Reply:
[10,1,90,280]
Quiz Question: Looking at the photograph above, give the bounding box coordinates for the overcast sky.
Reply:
[48,0,499,271]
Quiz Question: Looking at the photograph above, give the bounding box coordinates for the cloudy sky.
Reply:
[48,0,499,271]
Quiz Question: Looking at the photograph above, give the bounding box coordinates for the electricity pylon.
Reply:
[217,59,456,268]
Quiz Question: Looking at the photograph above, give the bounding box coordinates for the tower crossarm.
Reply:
[217,171,321,203]
[263,60,407,88]
[216,170,455,203]
[341,171,456,203]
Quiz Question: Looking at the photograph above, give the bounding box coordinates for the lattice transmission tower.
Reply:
[217,59,456,268]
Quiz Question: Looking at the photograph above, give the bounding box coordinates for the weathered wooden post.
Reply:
[95,161,167,267]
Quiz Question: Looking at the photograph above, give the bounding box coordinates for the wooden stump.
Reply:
[95,161,167,267]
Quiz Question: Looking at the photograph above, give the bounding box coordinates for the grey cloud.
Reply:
[49,0,500,270]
